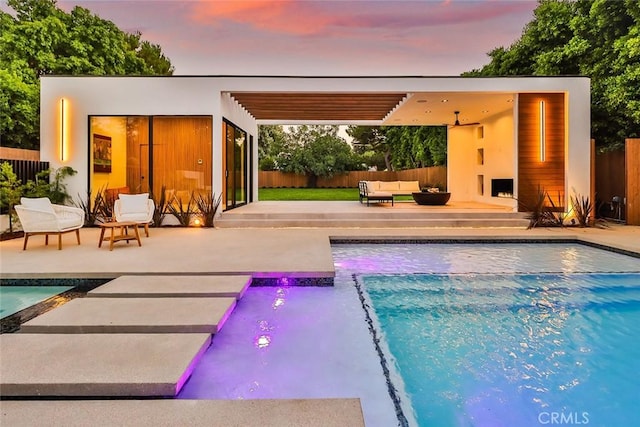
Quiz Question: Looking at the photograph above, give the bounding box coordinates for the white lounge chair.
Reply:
[14,197,85,250]
[113,193,155,237]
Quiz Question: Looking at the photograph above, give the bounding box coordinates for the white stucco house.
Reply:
[39,75,590,213]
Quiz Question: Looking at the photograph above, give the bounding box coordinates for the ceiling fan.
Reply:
[449,111,480,127]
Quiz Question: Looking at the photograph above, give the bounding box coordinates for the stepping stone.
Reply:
[0,399,365,426]
[20,297,236,334]
[0,333,211,397]
[88,275,252,300]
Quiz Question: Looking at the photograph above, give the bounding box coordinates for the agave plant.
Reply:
[545,191,567,227]
[524,185,547,229]
[194,191,222,227]
[151,185,169,227]
[571,192,593,227]
[167,190,197,226]
[74,188,106,226]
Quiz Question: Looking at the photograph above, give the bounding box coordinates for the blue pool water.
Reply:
[361,272,640,427]
[179,243,639,427]
[0,286,73,319]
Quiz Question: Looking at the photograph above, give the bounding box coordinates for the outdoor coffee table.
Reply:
[98,221,142,251]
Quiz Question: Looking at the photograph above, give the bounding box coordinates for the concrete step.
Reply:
[219,211,528,220]
[20,297,237,334]
[216,217,530,228]
[0,333,211,397]
[88,275,252,300]
[1,399,365,426]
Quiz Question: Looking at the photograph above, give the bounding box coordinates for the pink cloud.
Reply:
[189,0,535,37]
[190,1,335,36]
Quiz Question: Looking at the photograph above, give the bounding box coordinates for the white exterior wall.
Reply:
[447,110,516,208]
[478,110,517,208]
[565,79,591,205]
[40,76,590,210]
[447,127,476,201]
[40,77,256,202]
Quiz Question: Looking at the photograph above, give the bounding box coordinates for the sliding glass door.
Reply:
[223,119,248,210]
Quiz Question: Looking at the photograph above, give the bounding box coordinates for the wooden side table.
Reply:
[98,221,142,251]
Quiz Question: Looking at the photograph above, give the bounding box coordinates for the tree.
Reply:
[258,125,288,171]
[347,125,447,171]
[0,0,174,149]
[0,68,40,149]
[276,125,363,187]
[347,126,391,170]
[465,0,639,150]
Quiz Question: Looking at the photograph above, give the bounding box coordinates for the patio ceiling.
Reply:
[230,91,516,125]
[388,92,516,126]
[229,92,408,121]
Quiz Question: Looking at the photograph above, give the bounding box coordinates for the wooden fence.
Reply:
[259,166,447,189]
[0,147,40,161]
[627,138,640,225]
[595,148,625,219]
[0,159,50,184]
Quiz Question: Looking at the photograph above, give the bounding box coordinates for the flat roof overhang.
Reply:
[41,75,587,126]
[219,75,588,125]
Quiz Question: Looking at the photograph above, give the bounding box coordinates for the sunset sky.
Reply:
[50,0,537,76]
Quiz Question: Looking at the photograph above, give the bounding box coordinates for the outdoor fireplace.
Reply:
[491,179,514,198]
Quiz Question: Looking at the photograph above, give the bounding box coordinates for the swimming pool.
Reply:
[336,243,640,426]
[0,279,108,333]
[359,272,640,426]
[0,286,73,319]
[179,243,639,427]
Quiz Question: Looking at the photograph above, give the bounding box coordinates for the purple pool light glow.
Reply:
[215,300,236,333]
[177,284,399,426]
[174,334,212,396]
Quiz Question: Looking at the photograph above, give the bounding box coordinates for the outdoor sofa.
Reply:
[363,180,421,196]
[358,180,422,206]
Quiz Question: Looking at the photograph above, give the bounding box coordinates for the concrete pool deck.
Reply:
[1,219,639,426]
[1,223,638,279]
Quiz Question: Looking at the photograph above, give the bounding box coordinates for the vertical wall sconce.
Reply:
[539,100,546,162]
[60,98,66,161]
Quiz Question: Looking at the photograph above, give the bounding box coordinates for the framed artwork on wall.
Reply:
[93,134,112,173]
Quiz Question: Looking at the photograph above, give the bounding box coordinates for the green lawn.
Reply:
[258,187,360,201]
[258,187,414,201]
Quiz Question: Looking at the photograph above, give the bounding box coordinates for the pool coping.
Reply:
[330,236,640,259]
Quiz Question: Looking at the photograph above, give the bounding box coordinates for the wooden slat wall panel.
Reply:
[517,93,565,211]
[152,117,212,200]
[626,138,640,225]
[258,166,447,189]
